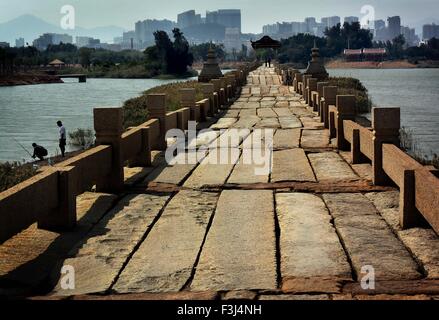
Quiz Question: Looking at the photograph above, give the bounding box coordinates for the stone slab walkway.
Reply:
[1,67,439,300]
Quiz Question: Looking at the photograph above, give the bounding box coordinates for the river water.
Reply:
[0,77,193,162]
[328,68,439,158]
[0,69,438,162]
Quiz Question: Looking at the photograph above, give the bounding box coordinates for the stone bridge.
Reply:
[1,66,438,300]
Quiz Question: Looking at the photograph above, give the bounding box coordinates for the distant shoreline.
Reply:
[326,59,439,69]
[0,74,64,87]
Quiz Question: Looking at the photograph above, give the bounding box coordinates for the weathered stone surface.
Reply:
[273,108,291,117]
[259,294,330,300]
[276,193,352,293]
[51,194,170,296]
[239,109,257,117]
[232,116,260,129]
[355,294,431,300]
[300,130,330,149]
[272,149,316,182]
[210,118,237,130]
[144,153,201,186]
[113,190,219,293]
[323,193,421,281]
[366,191,439,279]
[255,118,280,129]
[191,190,277,291]
[301,117,324,129]
[257,108,277,118]
[308,152,358,181]
[290,107,314,116]
[70,291,219,300]
[279,116,302,129]
[273,129,301,150]
[184,148,240,188]
[0,192,117,292]
[227,162,270,184]
[223,290,258,300]
[213,129,251,148]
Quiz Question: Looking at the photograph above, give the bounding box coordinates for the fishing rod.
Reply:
[12,138,33,158]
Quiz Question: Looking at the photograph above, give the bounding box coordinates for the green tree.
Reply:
[79,47,93,68]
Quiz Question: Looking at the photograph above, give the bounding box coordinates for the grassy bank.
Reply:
[0,162,37,192]
[123,80,205,128]
[328,77,372,113]
[59,65,198,79]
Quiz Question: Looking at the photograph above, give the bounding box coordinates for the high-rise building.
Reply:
[262,24,279,35]
[304,17,317,33]
[76,36,101,48]
[32,33,72,50]
[344,16,359,24]
[387,16,401,40]
[206,9,241,31]
[134,19,176,46]
[401,26,419,47]
[423,23,439,40]
[224,28,241,52]
[321,16,341,29]
[15,38,25,48]
[178,10,201,29]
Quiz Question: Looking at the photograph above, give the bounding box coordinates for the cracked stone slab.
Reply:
[308,152,359,181]
[50,194,171,296]
[190,190,277,291]
[183,148,240,188]
[210,118,237,130]
[366,191,439,279]
[300,130,330,149]
[271,149,316,182]
[257,108,277,118]
[273,129,301,150]
[113,190,219,293]
[273,108,292,117]
[255,118,280,129]
[276,193,352,293]
[232,116,260,129]
[279,116,302,129]
[323,193,422,281]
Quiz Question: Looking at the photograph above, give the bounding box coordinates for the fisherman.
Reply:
[57,120,67,157]
[32,143,48,161]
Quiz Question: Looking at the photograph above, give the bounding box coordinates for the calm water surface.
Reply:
[0,77,193,162]
[328,68,439,157]
[1,69,438,162]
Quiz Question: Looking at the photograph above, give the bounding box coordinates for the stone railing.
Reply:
[277,67,439,235]
[0,62,260,244]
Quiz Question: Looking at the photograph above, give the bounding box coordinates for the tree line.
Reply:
[276,22,439,65]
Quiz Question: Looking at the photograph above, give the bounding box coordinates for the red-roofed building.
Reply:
[343,49,362,61]
[343,48,387,61]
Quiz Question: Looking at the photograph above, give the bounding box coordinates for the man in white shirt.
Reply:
[57,120,67,157]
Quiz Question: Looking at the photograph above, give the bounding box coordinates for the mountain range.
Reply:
[0,14,126,45]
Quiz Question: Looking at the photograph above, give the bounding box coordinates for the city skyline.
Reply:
[1,0,439,34]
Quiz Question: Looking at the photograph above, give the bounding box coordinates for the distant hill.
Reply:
[0,14,125,45]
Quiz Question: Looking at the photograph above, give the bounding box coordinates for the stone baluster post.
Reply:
[372,107,401,185]
[322,86,338,129]
[147,94,167,151]
[211,79,222,108]
[180,88,198,122]
[201,83,216,116]
[307,78,318,108]
[335,95,357,150]
[317,82,329,120]
[94,107,124,193]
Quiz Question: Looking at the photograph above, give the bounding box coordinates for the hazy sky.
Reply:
[1,0,438,32]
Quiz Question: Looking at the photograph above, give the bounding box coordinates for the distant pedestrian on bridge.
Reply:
[57,120,67,157]
[32,143,48,161]
[268,57,272,68]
